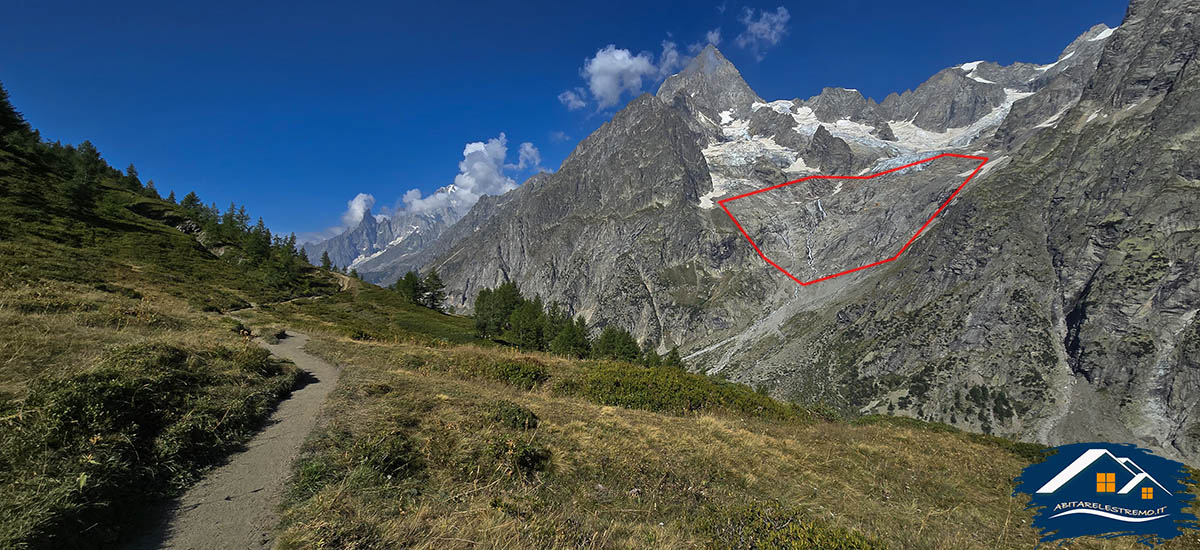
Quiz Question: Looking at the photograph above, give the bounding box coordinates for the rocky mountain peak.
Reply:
[357,208,377,229]
[657,45,763,122]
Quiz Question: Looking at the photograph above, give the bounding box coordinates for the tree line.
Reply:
[387,270,447,312]
[473,282,684,367]
[0,81,310,291]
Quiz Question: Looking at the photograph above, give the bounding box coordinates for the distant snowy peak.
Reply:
[689,23,1118,205]
[656,45,763,123]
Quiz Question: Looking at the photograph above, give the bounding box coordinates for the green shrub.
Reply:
[487,358,549,390]
[490,401,539,430]
[354,431,423,479]
[92,283,142,300]
[699,503,885,549]
[231,345,282,376]
[487,436,551,477]
[0,342,297,548]
[561,361,810,421]
[260,327,288,344]
[851,415,1047,462]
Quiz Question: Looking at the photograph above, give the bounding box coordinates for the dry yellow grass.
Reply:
[276,336,1200,549]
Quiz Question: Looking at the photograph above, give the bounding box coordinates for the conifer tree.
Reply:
[0,81,32,138]
[319,250,332,270]
[166,190,176,203]
[63,141,104,213]
[180,191,202,212]
[642,340,662,367]
[244,218,271,264]
[592,326,640,362]
[664,346,684,369]
[422,270,446,311]
[143,179,160,199]
[124,163,141,190]
[394,271,423,304]
[507,300,546,350]
[549,316,591,358]
[474,288,494,336]
[474,281,523,336]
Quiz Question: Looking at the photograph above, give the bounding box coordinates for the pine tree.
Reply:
[549,317,591,358]
[642,340,662,367]
[124,163,142,190]
[243,218,271,264]
[421,270,446,311]
[180,191,202,212]
[592,326,640,362]
[507,300,546,350]
[663,346,684,369]
[166,190,176,203]
[544,302,570,343]
[220,202,238,241]
[474,288,494,336]
[143,179,160,199]
[0,81,33,139]
[298,247,309,265]
[319,250,332,270]
[394,271,424,304]
[350,268,360,279]
[63,140,104,213]
[235,205,250,233]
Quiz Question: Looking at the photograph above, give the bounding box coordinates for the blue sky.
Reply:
[1,0,1127,240]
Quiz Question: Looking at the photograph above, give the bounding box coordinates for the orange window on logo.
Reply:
[1096,472,1116,492]
[1142,487,1153,499]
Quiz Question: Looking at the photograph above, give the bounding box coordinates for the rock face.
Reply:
[658,45,763,124]
[429,94,716,340]
[303,196,465,280]
[414,1,1199,463]
[303,208,392,269]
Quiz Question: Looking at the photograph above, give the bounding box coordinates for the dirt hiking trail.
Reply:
[125,331,338,549]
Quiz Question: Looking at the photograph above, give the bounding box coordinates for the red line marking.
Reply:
[717,153,988,287]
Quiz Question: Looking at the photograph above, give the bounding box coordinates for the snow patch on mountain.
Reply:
[1037,50,1076,72]
[1089,26,1115,41]
[751,100,796,114]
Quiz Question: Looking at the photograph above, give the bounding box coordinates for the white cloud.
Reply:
[550,130,570,142]
[298,192,378,244]
[570,39,709,109]
[307,135,547,243]
[707,28,722,46]
[657,40,684,78]
[689,28,722,54]
[517,142,542,171]
[340,193,376,227]
[581,45,658,108]
[736,6,790,61]
[558,88,587,110]
[404,133,521,214]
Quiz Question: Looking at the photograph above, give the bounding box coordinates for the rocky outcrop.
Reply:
[428,94,715,345]
[802,125,854,174]
[418,4,1200,464]
[657,45,763,123]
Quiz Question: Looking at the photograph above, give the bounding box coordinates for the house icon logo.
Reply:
[1014,442,1197,545]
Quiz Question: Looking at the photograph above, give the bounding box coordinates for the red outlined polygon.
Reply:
[717,153,989,287]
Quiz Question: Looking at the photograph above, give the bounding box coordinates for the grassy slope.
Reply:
[0,144,337,548]
[241,296,1200,549]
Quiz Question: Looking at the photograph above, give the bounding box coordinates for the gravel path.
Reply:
[125,331,338,550]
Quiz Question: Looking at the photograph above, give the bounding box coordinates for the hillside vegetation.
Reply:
[236,299,1199,549]
[0,82,336,548]
[1,81,1196,549]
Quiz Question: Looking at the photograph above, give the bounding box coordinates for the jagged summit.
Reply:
[656,45,763,122]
